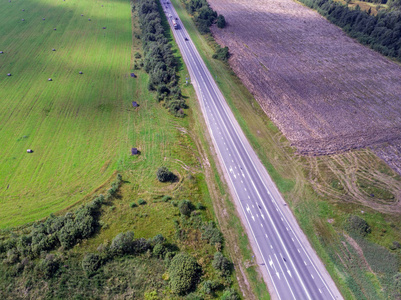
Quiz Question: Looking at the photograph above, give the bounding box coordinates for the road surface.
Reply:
[161,1,343,299]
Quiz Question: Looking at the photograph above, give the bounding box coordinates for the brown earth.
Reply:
[207,0,401,174]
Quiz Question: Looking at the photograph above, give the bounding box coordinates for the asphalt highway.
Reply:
[161,2,342,299]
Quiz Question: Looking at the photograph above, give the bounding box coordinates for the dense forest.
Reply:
[298,0,401,60]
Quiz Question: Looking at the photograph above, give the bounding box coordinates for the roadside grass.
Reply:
[0,0,133,228]
[172,0,401,298]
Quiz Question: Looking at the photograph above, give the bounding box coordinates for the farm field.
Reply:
[207,0,401,173]
[0,0,133,228]
[173,0,401,298]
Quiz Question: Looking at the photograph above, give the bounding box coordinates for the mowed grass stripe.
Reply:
[0,0,132,228]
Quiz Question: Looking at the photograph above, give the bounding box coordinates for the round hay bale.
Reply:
[27,149,33,153]
[53,28,56,30]
[88,18,91,21]
[101,5,103,7]
[102,27,106,29]
[22,19,25,21]
[0,51,3,54]
[48,78,52,81]
[81,14,83,16]
[52,48,56,51]
[7,73,11,76]
[42,18,45,20]
[79,71,83,74]
[22,9,24,11]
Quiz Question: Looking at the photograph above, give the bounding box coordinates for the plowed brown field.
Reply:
[207,0,401,173]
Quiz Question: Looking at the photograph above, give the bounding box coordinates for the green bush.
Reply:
[212,46,230,62]
[212,252,232,276]
[178,200,194,216]
[134,52,142,59]
[138,199,147,205]
[168,253,201,295]
[186,293,203,300]
[217,15,226,28]
[201,221,223,245]
[346,215,371,237]
[201,280,219,295]
[110,232,136,255]
[221,288,239,300]
[130,202,138,208]
[144,291,160,300]
[151,234,165,245]
[36,254,59,279]
[162,195,172,202]
[153,243,166,258]
[82,253,101,275]
[157,167,173,182]
[196,202,205,210]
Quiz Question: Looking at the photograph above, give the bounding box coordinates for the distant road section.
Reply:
[161,1,343,299]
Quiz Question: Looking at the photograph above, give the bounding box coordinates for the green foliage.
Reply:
[82,253,101,275]
[185,0,221,34]
[162,195,172,202]
[168,253,201,295]
[130,202,138,208]
[144,290,160,300]
[196,202,205,210]
[212,252,232,276]
[138,199,147,205]
[201,221,223,245]
[151,234,165,245]
[186,293,204,300]
[212,46,230,62]
[178,200,194,216]
[346,215,371,237]
[221,288,240,300]
[110,231,135,255]
[35,254,59,279]
[153,243,166,258]
[138,0,186,116]
[201,280,219,295]
[157,166,174,182]
[217,15,226,28]
[0,175,121,260]
[135,52,142,59]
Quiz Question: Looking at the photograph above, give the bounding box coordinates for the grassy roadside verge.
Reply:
[171,0,401,299]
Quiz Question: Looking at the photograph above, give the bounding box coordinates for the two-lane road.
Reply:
[161,2,343,299]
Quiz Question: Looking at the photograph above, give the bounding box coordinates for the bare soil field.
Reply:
[207,0,401,174]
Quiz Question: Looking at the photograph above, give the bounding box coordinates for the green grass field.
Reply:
[0,0,134,228]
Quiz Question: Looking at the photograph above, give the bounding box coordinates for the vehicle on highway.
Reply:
[172,19,178,29]
[184,37,188,41]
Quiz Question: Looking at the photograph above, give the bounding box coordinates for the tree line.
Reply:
[136,0,186,117]
[299,0,401,61]
[184,0,226,34]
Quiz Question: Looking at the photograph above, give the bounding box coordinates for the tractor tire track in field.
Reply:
[207,0,401,175]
